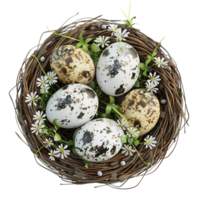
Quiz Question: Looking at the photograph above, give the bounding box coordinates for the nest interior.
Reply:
[11,15,189,188]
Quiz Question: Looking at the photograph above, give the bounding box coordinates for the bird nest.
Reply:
[10,15,189,189]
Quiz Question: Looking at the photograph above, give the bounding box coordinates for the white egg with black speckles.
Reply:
[96,42,140,96]
[75,118,124,162]
[46,84,99,129]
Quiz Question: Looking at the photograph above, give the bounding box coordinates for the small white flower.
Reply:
[40,84,50,94]
[25,92,39,106]
[31,121,45,135]
[127,127,140,137]
[144,135,157,149]
[46,71,58,85]
[55,144,70,159]
[114,28,130,41]
[154,57,168,68]
[33,111,46,123]
[44,138,54,148]
[108,24,118,35]
[121,145,135,156]
[148,72,161,86]
[36,75,48,87]
[94,36,110,48]
[145,81,158,93]
[117,118,129,129]
[116,42,128,57]
[48,150,59,161]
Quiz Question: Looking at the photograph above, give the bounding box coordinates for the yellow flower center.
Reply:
[36,126,40,130]
[49,76,52,80]
[101,41,105,44]
[31,98,35,101]
[44,87,46,90]
[158,62,161,65]
[120,123,123,127]
[151,78,155,81]
[47,141,50,144]
[52,153,54,156]
[148,87,152,90]
[119,47,123,51]
[61,148,64,153]
[129,131,133,135]
[146,140,151,144]
[38,117,42,121]
[112,29,116,32]
[41,81,44,84]
[126,147,130,151]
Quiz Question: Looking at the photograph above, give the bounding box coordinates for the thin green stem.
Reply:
[153,37,165,53]
[32,55,47,76]
[34,144,46,156]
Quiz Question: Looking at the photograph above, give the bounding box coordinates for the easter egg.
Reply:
[96,42,140,96]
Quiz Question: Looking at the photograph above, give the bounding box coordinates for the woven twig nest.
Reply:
[11,15,189,189]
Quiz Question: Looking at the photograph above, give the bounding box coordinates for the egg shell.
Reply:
[50,45,95,84]
[46,84,98,129]
[75,118,124,162]
[96,42,140,96]
[120,89,160,136]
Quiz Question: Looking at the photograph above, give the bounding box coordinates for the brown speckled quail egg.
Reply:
[75,118,124,162]
[50,45,95,84]
[120,89,160,136]
[46,84,98,129]
[96,42,140,96]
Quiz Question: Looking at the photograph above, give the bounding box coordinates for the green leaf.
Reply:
[109,96,115,104]
[121,135,127,143]
[88,80,96,90]
[111,104,120,111]
[36,105,44,110]
[82,44,89,53]
[139,63,146,70]
[134,140,140,146]
[105,105,112,115]
[152,51,157,57]
[147,55,151,59]
[73,128,80,142]
[53,119,59,130]
[101,114,108,118]
[134,80,140,87]
[145,58,152,67]
[85,38,93,44]
[65,140,74,146]
[76,42,83,48]
[48,127,56,132]
[91,43,100,52]
[72,146,78,156]
[83,160,88,168]
[143,70,148,77]
[79,31,84,42]
[54,133,61,141]
[95,86,102,97]
[128,136,134,145]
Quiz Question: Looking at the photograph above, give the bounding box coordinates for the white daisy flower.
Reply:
[114,28,130,42]
[55,144,70,159]
[154,57,168,68]
[108,24,118,35]
[144,135,157,149]
[48,150,59,161]
[127,127,140,137]
[116,42,128,57]
[148,72,161,86]
[121,145,135,156]
[94,36,110,48]
[44,138,54,148]
[36,75,48,87]
[117,118,129,129]
[46,71,58,85]
[25,92,39,106]
[31,121,45,135]
[40,84,50,94]
[33,111,46,123]
[145,81,158,93]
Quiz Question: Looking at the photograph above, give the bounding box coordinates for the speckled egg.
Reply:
[96,42,140,96]
[46,84,98,129]
[50,45,95,84]
[120,89,160,136]
[75,118,124,162]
